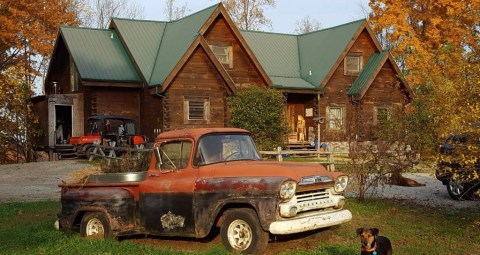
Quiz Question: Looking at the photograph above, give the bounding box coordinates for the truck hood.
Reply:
[203,160,343,182]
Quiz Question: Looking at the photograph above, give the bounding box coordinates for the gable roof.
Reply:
[241,19,365,91]
[348,51,388,97]
[111,4,218,86]
[60,27,141,82]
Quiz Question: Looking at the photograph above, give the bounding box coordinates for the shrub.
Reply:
[227,86,289,151]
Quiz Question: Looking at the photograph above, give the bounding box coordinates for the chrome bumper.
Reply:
[269,209,352,235]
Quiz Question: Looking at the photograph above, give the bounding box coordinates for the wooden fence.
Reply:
[260,147,336,171]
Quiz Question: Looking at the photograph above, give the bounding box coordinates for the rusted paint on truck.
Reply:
[58,128,352,254]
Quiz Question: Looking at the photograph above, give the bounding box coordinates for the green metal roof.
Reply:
[241,31,300,78]
[112,4,218,86]
[111,18,166,82]
[270,77,320,90]
[60,27,141,82]
[151,4,218,86]
[298,19,365,86]
[348,51,388,96]
[241,19,365,90]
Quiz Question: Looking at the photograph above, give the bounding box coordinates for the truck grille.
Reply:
[295,189,333,213]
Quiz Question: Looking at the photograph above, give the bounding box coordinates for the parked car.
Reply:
[436,134,480,200]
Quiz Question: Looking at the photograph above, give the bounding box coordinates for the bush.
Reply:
[228,86,289,151]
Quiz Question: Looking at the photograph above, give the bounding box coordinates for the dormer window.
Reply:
[344,53,363,76]
[209,44,233,68]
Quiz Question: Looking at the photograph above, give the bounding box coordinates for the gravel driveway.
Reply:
[0,160,90,202]
[0,161,479,209]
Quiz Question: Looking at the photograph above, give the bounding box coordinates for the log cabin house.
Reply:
[33,3,413,151]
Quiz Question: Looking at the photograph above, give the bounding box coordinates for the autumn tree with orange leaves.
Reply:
[0,0,77,163]
[368,0,480,183]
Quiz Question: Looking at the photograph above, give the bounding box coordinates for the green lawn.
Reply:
[0,199,478,254]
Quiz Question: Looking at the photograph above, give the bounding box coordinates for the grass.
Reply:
[0,199,479,255]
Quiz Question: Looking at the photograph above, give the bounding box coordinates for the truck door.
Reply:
[139,139,197,236]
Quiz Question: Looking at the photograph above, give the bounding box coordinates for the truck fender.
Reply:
[61,187,136,231]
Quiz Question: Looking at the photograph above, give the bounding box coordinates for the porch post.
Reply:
[317,93,321,158]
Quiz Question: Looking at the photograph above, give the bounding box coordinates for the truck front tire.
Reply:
[80,212,112,239]
[220,208,268,254]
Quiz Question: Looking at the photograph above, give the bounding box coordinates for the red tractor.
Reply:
[69,115,147,158]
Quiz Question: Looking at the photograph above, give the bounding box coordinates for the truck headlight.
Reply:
[279,181,296,201]
[334,176,348,194]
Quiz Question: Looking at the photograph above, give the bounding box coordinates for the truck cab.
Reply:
[59,128,352,254]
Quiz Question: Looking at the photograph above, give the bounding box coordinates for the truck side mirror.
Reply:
[154,147,162,170]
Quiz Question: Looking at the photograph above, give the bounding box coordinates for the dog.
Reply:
[357,227,393,255]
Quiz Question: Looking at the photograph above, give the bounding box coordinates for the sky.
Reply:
[139,0,371,34]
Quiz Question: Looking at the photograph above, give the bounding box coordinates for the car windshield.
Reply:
[195,134,261,165]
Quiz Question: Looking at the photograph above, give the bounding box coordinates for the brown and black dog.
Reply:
[357,227,393,255]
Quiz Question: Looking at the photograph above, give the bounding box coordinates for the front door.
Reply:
[287,104,306,143]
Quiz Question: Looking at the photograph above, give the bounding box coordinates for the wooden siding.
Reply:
[45,38,71,95]
[164,46,229,131]
[83,87,141,133]
[140,87,163,141]
[319,28,407,142]
[204,15,267,88]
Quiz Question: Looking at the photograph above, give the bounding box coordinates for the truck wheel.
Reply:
[80,212,111,239]
[447,178,467,200]
[220,208,268,254]
[85,147,95,160]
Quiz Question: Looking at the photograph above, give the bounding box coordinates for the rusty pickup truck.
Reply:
[57,128,352,254]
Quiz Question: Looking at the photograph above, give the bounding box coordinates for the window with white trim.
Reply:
[209,45,233,68]
[344,54,363,75]
[328,106,345,130]
[184,97,210,123]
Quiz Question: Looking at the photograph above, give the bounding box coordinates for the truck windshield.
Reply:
[195,134,261,165]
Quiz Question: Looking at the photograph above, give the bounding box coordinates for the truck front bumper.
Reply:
[269,209,352,235]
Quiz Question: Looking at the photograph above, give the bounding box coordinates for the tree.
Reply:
[294,15,321,34]
[0,0,77,163]
[164,0,189,21]
[79,0,144,28]
[368,0,479,85]
[221,0,276,30]
[227,86,288,151]
[368,0,480,182]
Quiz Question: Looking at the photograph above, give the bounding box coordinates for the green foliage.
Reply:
[228,86,288,151]
[2,199,478,254]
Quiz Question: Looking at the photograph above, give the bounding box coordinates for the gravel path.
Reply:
[0,160,91,202]
[346,173,480,210]
[0,161,479,209]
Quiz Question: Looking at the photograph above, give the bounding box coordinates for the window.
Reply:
[184,97,210,123]
[194,134,260,165]
[344,54,363,75]
[375,106,391,124]
[209,45,233,68]
[328,106,345,130]
[159,140,192,170]
[70,56,78,91]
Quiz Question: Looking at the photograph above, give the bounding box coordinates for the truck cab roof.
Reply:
[155,128,250,141]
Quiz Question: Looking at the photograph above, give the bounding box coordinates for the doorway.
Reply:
[54,105,72,144]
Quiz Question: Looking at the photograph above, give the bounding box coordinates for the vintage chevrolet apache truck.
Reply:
[57,128,352,254]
